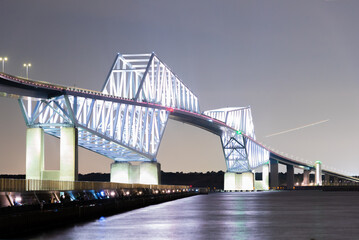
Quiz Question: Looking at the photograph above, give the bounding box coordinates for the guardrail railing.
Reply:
[0,178,189,192]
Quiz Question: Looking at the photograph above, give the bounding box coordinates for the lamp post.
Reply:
[23,63,31,79]
[0,57,8,72]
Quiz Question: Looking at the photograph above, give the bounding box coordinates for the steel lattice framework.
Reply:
[102,53,200,113]
[13,52,269,172]
[19,94,169,161]
[18,53,201,162]
[204,107,269,172]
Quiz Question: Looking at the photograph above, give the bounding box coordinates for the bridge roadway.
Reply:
[0,72,358,184]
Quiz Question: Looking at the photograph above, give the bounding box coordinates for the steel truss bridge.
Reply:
[0,52,358,184]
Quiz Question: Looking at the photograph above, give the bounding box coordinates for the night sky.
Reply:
[1,0,359,175]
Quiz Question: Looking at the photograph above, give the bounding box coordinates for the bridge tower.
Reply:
[204,107,270,191]
[101,53,199,184]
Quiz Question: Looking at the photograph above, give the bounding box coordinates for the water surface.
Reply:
[32,191,359,240]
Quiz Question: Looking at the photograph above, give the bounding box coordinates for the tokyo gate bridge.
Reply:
[0,53,358,191]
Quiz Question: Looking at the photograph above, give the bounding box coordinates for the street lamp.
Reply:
[23,63,31,79]
[0,57,8,72]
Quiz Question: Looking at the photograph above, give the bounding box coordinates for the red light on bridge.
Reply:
[167,107,174,112]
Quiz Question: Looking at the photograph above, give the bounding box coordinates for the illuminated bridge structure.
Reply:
[0,53,358,191]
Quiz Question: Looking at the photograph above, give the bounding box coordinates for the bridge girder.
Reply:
[19,94,169,162]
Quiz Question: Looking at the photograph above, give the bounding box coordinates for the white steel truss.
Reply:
[19,94,169,161]
[17,52,201,164]
[102,53,200,113]
[204,107,255,138]
[14,53,269,172]
[204,107,269,172]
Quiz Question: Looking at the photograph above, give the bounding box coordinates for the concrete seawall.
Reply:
[0,191,203,238]
[0,178,207,238]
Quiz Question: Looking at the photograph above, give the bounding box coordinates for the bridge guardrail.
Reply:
[0,179,190,192]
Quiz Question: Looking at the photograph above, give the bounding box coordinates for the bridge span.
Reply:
[0,52,358,191]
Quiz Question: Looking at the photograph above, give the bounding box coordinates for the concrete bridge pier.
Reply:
[110,162,131,183]
[254,164,269,190]
[224,172,238,191]
[26,127,78,181]
[302,169,310,186]
[111,161,160,185]
[240,172,254,191]
[270,159,279,189]
[224,172,254,191]
[286,165,294,189]
[140,162,161,185]
[315,161,322,186]
[59,127,78,181]
[260,164,270,190]
[26,128,45,180]
[324,174,330,186]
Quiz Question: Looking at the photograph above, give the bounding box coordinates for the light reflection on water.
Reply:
[31,191,359,240]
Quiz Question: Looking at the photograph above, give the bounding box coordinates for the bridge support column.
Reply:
[270,159,279,189]
[262,164,269,190]
[224,172,239,191]
[315,161,322,186]
[59,127,78,181]
[254,164,269,190]
[338,178,343,186]
[324,174,330,186]
[111,161,160,185]
[224,172,254,191]
[26,128,44,180]
[333,177,339,186]
[302,170,310,186]
[240,172,254,191]
[140,162,161,185]
[287,165,294,189]
[111,162,131,183]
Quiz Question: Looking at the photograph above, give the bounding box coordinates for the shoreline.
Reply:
[0,191,203,238]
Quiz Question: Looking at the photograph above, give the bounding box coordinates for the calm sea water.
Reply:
[31,191,359,240]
